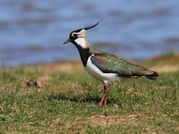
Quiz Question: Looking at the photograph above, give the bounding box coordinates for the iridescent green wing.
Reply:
[91,53,151,77]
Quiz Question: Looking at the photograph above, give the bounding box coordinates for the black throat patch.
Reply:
[75,44,92,66]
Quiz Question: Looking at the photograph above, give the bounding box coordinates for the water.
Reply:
[0,0,179,66]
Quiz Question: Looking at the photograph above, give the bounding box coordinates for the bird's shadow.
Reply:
[47,92,122,106]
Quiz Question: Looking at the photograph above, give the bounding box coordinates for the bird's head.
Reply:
[63,20,101,49]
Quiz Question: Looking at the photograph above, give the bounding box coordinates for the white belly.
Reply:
[85,56,119,84]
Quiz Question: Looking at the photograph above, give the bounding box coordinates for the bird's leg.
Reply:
[99,84,109,107]
[103,85,109,107]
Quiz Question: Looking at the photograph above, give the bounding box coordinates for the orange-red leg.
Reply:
[99,84,109,107]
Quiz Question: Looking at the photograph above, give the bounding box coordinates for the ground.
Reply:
[0,53,179,133]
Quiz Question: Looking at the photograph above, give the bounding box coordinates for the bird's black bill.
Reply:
[84,19,102,30]
[63,38,71,45]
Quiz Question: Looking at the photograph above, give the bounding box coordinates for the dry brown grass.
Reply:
[149,53,179,73]
[29,60,82,73]
[16,53,179,74]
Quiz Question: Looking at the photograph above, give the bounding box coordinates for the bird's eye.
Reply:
[72,33,78,38]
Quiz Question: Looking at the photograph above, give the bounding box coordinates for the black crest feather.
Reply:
[84,19,102,30]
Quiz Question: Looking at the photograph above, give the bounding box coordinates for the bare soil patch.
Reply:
[66,113,142,131]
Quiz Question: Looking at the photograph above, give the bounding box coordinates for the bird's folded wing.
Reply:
[91,53,153,77]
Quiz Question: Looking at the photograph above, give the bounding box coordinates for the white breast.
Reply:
[85,55,119,84]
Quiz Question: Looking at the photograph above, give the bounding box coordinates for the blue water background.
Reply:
[0,0,179,66]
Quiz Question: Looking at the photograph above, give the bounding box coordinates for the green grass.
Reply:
[0,67,178,134]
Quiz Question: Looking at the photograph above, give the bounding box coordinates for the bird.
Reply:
[63,21,159,107]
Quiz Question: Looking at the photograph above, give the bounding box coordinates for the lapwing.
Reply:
[63,21,159,107]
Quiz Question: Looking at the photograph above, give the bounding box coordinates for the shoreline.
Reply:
[1,53,178,73]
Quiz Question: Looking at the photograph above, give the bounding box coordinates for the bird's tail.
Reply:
[145,71,159,80]
[135,69,159,80]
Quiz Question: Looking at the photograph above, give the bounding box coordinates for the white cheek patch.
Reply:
[75,38,87,48]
